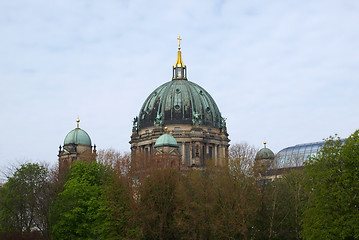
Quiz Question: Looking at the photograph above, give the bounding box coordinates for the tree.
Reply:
[228,142,258,178]
[302,131,359,239]
[50,159,136,240]
[0,163,53,239]
[175,167,216,239]
[97,148,131,176]
[211,165,258,240]
[174,144,259,240]
[257,169,306,240]
[216,143,259,239]
[99,153,138,240]
[137,168,181,240]
[50,161,111,240]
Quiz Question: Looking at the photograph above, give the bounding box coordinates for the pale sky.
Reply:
[1,0,359,169]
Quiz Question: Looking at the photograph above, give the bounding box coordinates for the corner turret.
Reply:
[58,118,96,176]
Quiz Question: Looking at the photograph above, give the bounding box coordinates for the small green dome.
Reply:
[64,127,92,146]
[255,145,275,160]
[154,134,178,148]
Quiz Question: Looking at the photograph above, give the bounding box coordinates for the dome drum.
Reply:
[131,121,230,167]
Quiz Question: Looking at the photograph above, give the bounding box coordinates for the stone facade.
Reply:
[58,144,96,176]
[130,118,229,167]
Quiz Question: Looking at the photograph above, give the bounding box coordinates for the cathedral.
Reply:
[57,37,326,178]
[58,37,230,172]
[129,37,230,167]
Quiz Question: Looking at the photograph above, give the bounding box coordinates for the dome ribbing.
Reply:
[138,80,223,129]
[64,125,92,146]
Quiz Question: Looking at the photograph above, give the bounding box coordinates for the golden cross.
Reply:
[177,36,182,49]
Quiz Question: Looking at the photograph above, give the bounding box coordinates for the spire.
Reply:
[76,118,80,128]
[175,50,185,67]
[263,141,267,148]
[175,36,185,67]
[173,36,187,80]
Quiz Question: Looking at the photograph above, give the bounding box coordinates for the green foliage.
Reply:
[50,161,110,240]
[50,161,135,240]
[97,173,137,240]
[12,134,359,239]
[0,163,50,235]
[302,131,359,239]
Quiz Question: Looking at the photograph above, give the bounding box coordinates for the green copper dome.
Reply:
[64,127,92,146]
[154,134,179,148]
[134,42,226,131]
[255,144,275,160]
[138,79,224,129]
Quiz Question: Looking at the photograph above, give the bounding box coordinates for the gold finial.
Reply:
[174,36,185,68]
[177,36,182,50]
[76,118,80,128]
[264,141,267,148]
[164,126,168,132]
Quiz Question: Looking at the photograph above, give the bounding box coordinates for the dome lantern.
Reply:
[173,36,187,80]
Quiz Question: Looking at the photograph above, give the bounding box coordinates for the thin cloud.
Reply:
[0,0,358,168]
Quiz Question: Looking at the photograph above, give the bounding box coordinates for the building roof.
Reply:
[270,141,325,169]
[64,119,92,146]
[255,142,275,160]
[137,41,225,130]
[154,134,179,148]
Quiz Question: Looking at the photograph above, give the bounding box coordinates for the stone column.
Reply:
[214,145,218,165]
[181,142,185,165]
[189,142,193,165]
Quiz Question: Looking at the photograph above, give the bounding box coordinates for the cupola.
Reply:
[63,118,92,146]
[154,134,179,148]
[255,142,275,160]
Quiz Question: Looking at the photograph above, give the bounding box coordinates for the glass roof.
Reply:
[270,141,325,169]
